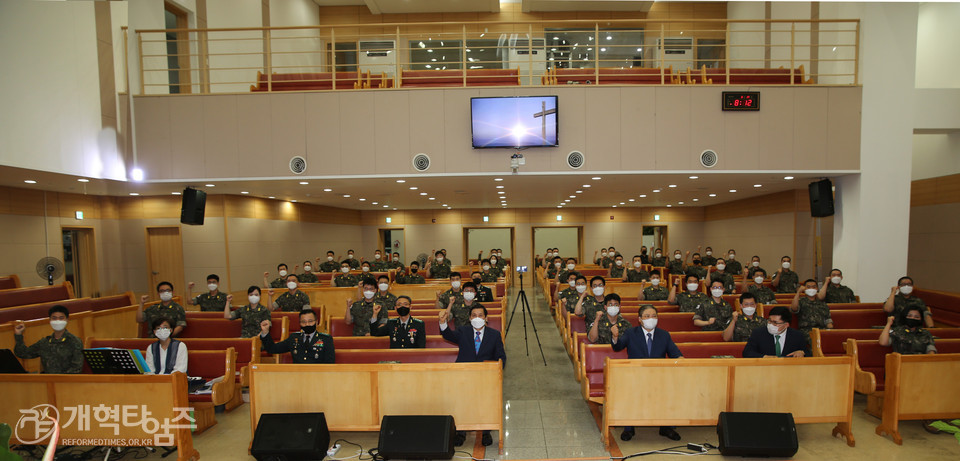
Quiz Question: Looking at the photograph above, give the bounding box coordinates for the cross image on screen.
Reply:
[471,96,558,148]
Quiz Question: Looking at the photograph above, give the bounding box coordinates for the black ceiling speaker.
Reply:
[180,187,206,225]
[808,178,835,217]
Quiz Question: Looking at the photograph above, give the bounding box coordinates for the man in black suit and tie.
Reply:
[742,306,810,358]
[471,271,495,302]
[611,305,683,442]
[439,304,506,447]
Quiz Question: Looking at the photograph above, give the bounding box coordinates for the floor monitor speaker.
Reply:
[378,415,455,460]
[717,411,798,457]
[251,412,330,461]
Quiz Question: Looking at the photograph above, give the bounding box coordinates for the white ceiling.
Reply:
[0,164,843,211]
[522,0,655,13]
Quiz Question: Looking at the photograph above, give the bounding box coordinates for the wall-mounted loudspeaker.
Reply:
[289,156,307,174]
[412,153,431,172]
[700,149,718,168]
[180,187,206,226]
[567,150,584,169]
[808,178,835,217]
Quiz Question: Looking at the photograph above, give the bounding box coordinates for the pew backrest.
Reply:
[0,282,74,309]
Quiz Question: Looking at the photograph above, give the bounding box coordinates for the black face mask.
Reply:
[904,318,922,329]
[396,306,410,317]
[641,249,647,254]
[473,278,482,285]
[410,268,418,273]
[301,324,317,335]
[693,259,701,265]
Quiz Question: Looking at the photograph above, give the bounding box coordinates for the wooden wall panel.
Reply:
[703,190,801,221]
[911,173,960,207]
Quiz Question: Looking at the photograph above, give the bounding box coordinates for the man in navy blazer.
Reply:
[742,306,810,358]
[611,305,683,442]
[440,304,505,447]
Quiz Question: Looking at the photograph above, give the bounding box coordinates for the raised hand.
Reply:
[226,294,233,305]
[263,271,270,278]
[595,310,603,322]
[14,321,25,335]
[346,298,354,308]
[140,294,149,304]
[267,289,275,297]
[260,319,272,335]
[886,316,895,328]
[731,311,740,321]
[610,324,620,339]
[373,303,381,317]
[188,282,195,289]
[890,286,899,296]
[439,310,449,323]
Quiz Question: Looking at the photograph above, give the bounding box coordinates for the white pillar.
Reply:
[832,3,918,301]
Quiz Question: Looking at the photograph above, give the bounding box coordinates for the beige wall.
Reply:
[907,173,960,292]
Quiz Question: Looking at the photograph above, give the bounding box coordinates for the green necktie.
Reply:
[775,334,782,357]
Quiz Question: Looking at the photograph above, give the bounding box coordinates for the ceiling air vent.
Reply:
[412,153,431,172]
[567,150,585,169]
[289,156,307,174]
[700,149,718,168]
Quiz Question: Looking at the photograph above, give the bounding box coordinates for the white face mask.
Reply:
[484,265,492,271]
[207,283,218,292]
[752,261,760,267]
[303,266,312,272]
[754,276,765,284]
[706,251,712,256]
[831,276,842,285]
[767,323,783,336]
[741,306,756,317]
[327,256,334,261]
[490,258,497,264]
[687,283,699,292]
[341,267,350,273]
[436,257,444,263]
[601,252,608,257]
[470,317,486,330]
[592,286,605,296]
[728,254,736,260]
[675,254,682,260]
[804,288,818,297]
[655,253,662,258]
[615,260,623,266]
[287,281,298,290]
[379,283,389,291]
[641,318,658,330]
[568,280,576,288]
[576,285,587,293]
[463,292,476,302]
[451,280,461,289]
[633,261,641,268]
[159,292,173,302]
[553,262,561,269]
[782,262,791,269]
[393,257,399,262]
[375,254,381,259]
[899,285,913,295]
[566,263,575,271]
[363,290,375,299]
[650,279,661,286]
[347,254,354,259]
[50,319,67,331]
[362,266,370,272]
[279,269,288,277]
[155,328,171,341]
[716,264,726,271]
[248,295,260,305]
[606,305,620,316]
[711,288,725,297]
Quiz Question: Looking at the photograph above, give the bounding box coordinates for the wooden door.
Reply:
[64,227,100,297]
[145,227,185,300]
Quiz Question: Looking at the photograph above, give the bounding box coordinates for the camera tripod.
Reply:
[505,272,547,366]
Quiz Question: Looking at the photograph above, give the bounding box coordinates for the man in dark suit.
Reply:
[259,310,334,363]
[439,304,506,447]
[371,296,425,348]
[611,305,683,442]
[471,271,495,302]
[742,306,810,358]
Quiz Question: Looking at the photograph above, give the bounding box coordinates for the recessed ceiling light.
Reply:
[446,207,451,210]
[343,194,351,198]
[269,196,276,199]
[582,184,591,188]
[709,193,717,197]
[666,204,672,207]
[619,202,625,205]
[396,179,406,183]
[24,180,37,184]
[291,200,297,203]
[428,197,435,200]
[494,178,503,181]
[729,189,737,193]
[639,194,647,198]
[569,195,576,198]
[576,190,583,193]
[172,192,182,195]
[359,198,366,201]
[323,188,332,192]
[668,184,677,188]
[592,176,601,180]
[496,185,504,189]
[689,176,698,179]
[409,186,418,190]
[77,178,90,183]
[564,199,570,202]
[442,204,448,207]
[628,198,635,202]
[205,184,215,187]
[131,168,144,181]
[679,201,684,205]
[557,206,562,208]
[753,184,762,188]
[129,192,139,196]
[612,205,617,208]
[497,191,505,195]
[652,189,660,193]
[784,176,795,180]
[693,198,699,202]
[372,201,378,204]
[241,191,249,194]
[299,181,309,185]
[383,205,389,208]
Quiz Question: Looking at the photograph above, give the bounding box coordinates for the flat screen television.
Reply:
[471,96,558,148]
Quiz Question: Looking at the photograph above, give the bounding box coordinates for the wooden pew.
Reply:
[280,348,459,364]
[601,356,855,448]
[327,315,503,338]
[914,288,960,327]
[333,335,455,349]
[0,293,136,324]
[0,372,199,460]
[0,282,74,309]
[875,350,960,444]
[813,327,960,357]
[0,274,21,289]
[249,362,504,450]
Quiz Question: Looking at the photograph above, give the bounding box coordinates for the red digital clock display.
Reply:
[722,92,760,111]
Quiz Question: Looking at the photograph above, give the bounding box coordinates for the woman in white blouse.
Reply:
[144,317,188,375]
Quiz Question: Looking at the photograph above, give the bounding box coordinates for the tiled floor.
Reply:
[56,284,959,460]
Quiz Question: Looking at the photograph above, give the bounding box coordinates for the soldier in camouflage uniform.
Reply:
[724,250,743,275]
[264,263,289,288]
[556,273,580,312]
[623,255,650,282]
[296,260,319,283]
[819,269,857,303]
[343,250,361,269]
[319,251,340,272]
[723,293,767,342]
[270,275,312,312]
[669,274,709,313]
[880,308,937,354]
[397,262,426,284]
[187,274,228,312]
[478,259,499,283]
[587,294,633,344]
[701,247,718,267]
[227,286,272,338]
[609,255,626,278]
[640,275,669,301]
[685,253,708,279]
[260,310,334,363]
[884,276,934,327]
[491,250,507,273]
[13,305,83,373]
[650,249,667,267]
[387,252,405,272]
[372,296,425,348]
[556,259,581,284]
[594,248,611,267]
[707,259,736,294]
[138,281,187,337]
[791,279,834,344]
[545,257,563,279]
[666,250,685,275]
[437,273,465,309]
[445,282,483,328]
[426,251,452,279]
[371,250,389,272]
[345,279,389,336]
[772,256,799,294]
[746,256,767,279]
[744,269,776,305]
[574,276,606,320]
[373,275,398,310]
[694,281,734,332]
[333,261,361,287]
